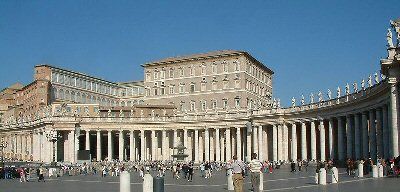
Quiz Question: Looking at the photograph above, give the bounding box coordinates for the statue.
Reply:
[353,82,358,93]
[130,109,134,117]
[119,109,124,118]
[390,19,400,46]
[318,91,324,103]
[368,75,373,87]
[345,83,350,95]
[277,99,281,108]
[387,28,394,47]
[381,74,386,80]
[374,72,379,83]
[291,97,296,107]
[337,86,341,98]
[310,93,314,103]
[361,79,365,90]
[327,89,332,100]
[272,98,277,108]
[301,94,305,106]
[107,109,111,117]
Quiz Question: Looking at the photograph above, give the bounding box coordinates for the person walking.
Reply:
[249,153,262,192]
[228,155,246,192]
[187,163,194,182]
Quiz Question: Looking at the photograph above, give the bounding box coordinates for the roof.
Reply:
[142,50,274,74]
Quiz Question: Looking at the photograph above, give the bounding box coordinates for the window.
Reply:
[212,82,217,90]
[234,60,240,71]
[190,101,195,111]
[160,69,165,79]
[169,68,174,78]
[235,80,240,88]
[235,97,241,108]
[154,70,159,80]
[169,86,175,94]
[146,72,151,81]
[190,83,195,93]
[190,66,194,76]
[212,62,217,74]
[180,101,185,111]
[201,63,206,75]
[201,101,206,111]
[223,80,229,89]
[160,87,165,95]
[179,84,185,93]
[223,61,228,72]
[154,88,158,96]
[222,99,228,109]
[179,67,184,77]
[211,100,217,109]
[51,72,57,82]
[201,83,206,91]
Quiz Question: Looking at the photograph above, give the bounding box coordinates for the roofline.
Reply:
[141,50,274,74]
[35,64,119,86]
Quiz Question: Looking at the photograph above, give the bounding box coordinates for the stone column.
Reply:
[258,125,264,161]
[151,130,156,161]
[252,125,258,156]
[369,110,377,161]
[173,130,178,147]
[278,124,283,161]
[107,130,113,161]
[362,112,369,158]
[376,108,383,158]
[194,129,199,162]
[161,130,166,161]
[119,130,124,161]
[283,123,289,161]
[204,128,210,162]
[273,124,278,161]
[96,130,101,161]
[310,121,316,161]
[130,130,134,161]
[290,123,296,161]
[389,83,399,158]
[221,132,225,161]
[328,119,334,159]
[354,114,361,159]
[183,129,188,149]
[319,120,326,161]
[226,128,231,161]
[140,130,145,161]
[215,128,220,162]
[236,127,241,160]
[382,105,389,159]
[337,117,345,161]
[246,127,251,161]
[346,115,353,159]
[85,130,90,151]
[301,122,307,160]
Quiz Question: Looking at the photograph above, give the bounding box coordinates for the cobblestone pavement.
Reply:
[0,167,399,192]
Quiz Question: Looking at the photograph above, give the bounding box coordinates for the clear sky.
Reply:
[0,0,399,106]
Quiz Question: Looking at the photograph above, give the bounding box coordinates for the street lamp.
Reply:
[0,139,8,178]
[45,130,62,165]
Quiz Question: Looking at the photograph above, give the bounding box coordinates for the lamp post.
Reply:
[0,139,8,178]
[45,130,62,165]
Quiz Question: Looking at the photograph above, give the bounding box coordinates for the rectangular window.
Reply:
[201,101,206,111]
[212,82,217,90]
[201,83,206,91]
[190,84,195,93]
[160,70,165,79]
[180,68,184,77]
[179,84,185,93]
[234,61,240,71]
[212,100,217,109]
[223,99,228,109]
[169,69,174,78]
[223,81,229,89]
[235,98,240,108]
[146,73,151,81]
[212,64,217,74]
[190,101,195,111]
[169,86,174,94]
[160,87,165,95]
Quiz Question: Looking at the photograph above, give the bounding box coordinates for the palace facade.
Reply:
[1,23,400,164]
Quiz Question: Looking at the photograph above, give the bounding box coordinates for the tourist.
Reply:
[187,163,194,182]
[38,166,45,182]
[249,153,262,192]
[228,155,246,192]
[290,161,296,172]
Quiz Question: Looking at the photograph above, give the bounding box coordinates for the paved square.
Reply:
[1,166,398,192]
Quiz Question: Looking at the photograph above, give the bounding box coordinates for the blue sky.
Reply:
[0,0,399,106]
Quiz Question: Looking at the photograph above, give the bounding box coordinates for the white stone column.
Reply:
[119,130,124,161]
[273,124,278,161]
[337,117,345,161]
[215,128,220,162]
[173,130,178,147]
[130,130,134,161]
[85,130,90,151]
[236,127,241,160]
[161,130,166,161]
[226,128,231,161]
[194,129,199,162]
[362,112,369,158]
[389,83,399,158]
[382,105,389,159]
[107,130,113,161]
[96,130,101,161]
[221,133,225,161]
[310,121,316,161]
[301,122,307,160]
[204,128,210,162]
[346,115,353,159]
[140,130,145,161]
[319,120,326,161]
[210,130,215,161]
[252,125,258,156]
[246,127,251,161]
[328,119,334,160]
[291,123,297,161]
[376,109,383,158]
[277,124,283,161]
[369,110,377,161]
[354,114,361,159]
[151,130,156,161]
[283,123,289,161]
[258,125,264,161]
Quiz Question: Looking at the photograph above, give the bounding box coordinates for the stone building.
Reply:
[0,21,399,164]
